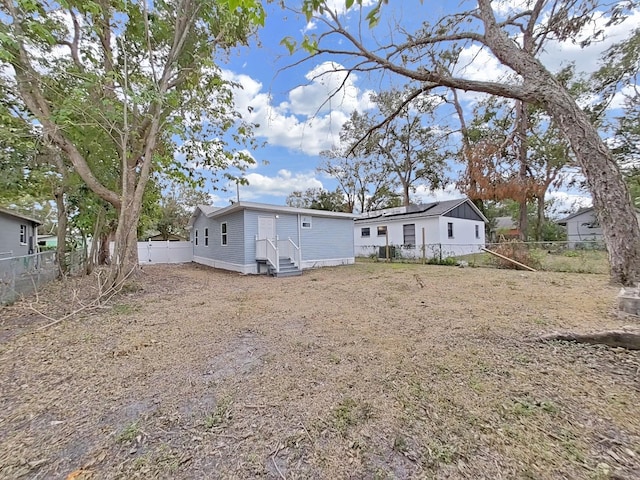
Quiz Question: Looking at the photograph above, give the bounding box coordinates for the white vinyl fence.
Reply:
[110,241,193,264]
[139,241,192,264]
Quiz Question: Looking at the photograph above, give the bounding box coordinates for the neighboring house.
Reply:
[354,198,488,258]
[0,207,41,257]
[188,202,356,276]
[556,207,638,248]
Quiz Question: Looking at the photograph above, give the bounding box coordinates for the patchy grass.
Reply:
[0,262,638,479]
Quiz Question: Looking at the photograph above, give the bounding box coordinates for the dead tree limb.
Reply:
[539,331,640,350]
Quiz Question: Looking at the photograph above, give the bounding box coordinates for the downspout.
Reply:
[297,214,302,268]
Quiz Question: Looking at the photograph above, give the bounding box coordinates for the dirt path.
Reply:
[0,262,638,479]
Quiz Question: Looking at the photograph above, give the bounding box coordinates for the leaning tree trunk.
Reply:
[544,91,640,285]
[478,1,640,286]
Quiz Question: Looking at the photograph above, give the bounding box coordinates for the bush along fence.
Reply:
[356,241,608,274]
[0,250,86,305]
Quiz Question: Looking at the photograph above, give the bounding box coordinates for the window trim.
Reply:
[194,229,199,246]
[361,227,370,238]
[403,223,416,247]
[20,224,27,245]
[221,222,228,246]
[475,224,480,239]
[204,227,209,246]
[447,222,454,239]
[377,225,387,236]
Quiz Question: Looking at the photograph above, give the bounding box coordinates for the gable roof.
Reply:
[188,201,357,228]
[355,198,488,223]
[556,207,594,225]
[495,216,518,230]
[0,207,42,225]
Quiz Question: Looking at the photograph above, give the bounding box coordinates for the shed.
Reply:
[188,202,356,276]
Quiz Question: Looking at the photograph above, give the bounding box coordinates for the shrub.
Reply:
[490,242,541,270]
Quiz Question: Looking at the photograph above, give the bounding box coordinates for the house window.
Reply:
[301,216,312,229]
[403,224,415,247]
[204,228,209,246]
[195,229,198,246]
[361,227,370,237]
[475,225,480,239]
[377,225,387,236]
[221,222,228,246]
[20,225,27,244]
[447,222,454,239]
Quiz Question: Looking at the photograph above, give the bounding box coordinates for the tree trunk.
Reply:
[54,189,68,277]
[477,1,640,285]
[543,92,640,285]
[535,194,545,242]
[515,100,529,242]
[402,182,410,207]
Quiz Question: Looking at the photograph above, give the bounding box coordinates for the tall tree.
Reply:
[318,111,401,213]
[286,187,347,211]
[1,0,263,285]
[368,88,447,206]
[293,0,640,285]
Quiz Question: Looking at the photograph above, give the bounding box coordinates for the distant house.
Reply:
[145,232,188,242]
[0,207,41,257]
[354,198,488,259]
[556,207,636,248]
[188,202,356,276]
[492,216,521,241]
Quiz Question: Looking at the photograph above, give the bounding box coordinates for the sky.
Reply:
[198,0,640,214]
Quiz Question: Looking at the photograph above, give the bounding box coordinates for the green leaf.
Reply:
[280,36,297,54]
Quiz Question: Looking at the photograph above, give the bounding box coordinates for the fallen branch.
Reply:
[32,266,137,332]
[539,331,640,350]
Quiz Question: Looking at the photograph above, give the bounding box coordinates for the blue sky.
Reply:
[198,0,640,213]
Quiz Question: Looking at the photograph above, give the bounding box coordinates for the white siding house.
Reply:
[354,198,487,259]
[188,202,356,276]
[557,208,602,248]
[0,208,41,257]
[557,207,640,248]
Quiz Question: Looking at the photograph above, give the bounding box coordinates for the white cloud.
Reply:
[231,169,323,201]
[289,62,375,116]
[539,10,640,75]
[222,63,374,155]
[546,191,592,218]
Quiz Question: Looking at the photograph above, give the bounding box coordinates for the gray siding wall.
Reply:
[192,210,246,265]
[300,216,353,261]
[0,213,36,256]
[242,210,300,260]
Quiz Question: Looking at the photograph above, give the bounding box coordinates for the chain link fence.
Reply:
[0,251,86,305]
[356,240,608,274]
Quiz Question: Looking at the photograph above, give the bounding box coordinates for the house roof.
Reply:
[355,198,488,223]
[495,216,517,230]
[188,201,357,228]
[0,207,42,225]
[556,207,594,225]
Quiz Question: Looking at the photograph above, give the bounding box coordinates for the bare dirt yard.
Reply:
[1,262,639,479]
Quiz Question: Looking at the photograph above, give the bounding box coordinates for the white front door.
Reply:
[258,216,276,241]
